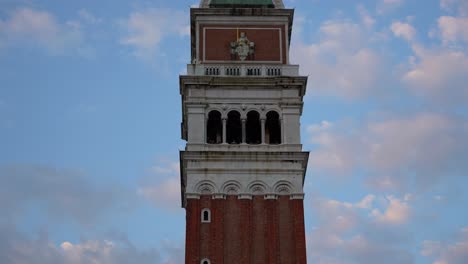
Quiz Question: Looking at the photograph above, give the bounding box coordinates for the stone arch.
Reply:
[200,259,211,264]
[221,180,242,195]
[225,106,242,118]
[247,180,269,195]
[195,180,217,195]
[273,181,293,195]
[205,106,224,118]
[258,106,281,120]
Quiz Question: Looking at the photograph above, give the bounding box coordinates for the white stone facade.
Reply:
[180,4,308,208]
[180,151,308,206]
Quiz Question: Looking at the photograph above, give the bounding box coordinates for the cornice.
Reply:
[179,75,308,96]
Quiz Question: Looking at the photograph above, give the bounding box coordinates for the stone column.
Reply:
[222,118,227,144]
[261,118,266,144]
[280,118,284,144]
[204,116,207,144]
[241,118,246,144]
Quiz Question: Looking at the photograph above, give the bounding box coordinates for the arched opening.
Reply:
[200,259,210,264]
[226,111,242,144]
[206,111,222,144]
[246,111,261,144]
[266,111,281,144]
[201,208,211,223]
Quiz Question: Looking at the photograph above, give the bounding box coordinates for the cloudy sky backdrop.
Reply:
[1,0,467,263]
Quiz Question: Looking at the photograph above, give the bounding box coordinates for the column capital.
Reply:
[290,193,305,200]
[238,194,253,200]
[264,194,278,200]
[212,193,226,199]
[186,193,201,199]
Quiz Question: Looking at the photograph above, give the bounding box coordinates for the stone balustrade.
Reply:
[186,63,299,77]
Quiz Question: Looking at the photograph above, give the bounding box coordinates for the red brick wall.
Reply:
[185,196,307,264]
[278,196,296,264]
[185,199,200,264]
[199,25,287,63]
[252,196,266,264]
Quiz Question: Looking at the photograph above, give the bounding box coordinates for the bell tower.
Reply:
[179,1,309,263]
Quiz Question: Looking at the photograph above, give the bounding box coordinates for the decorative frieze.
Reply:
[186,178,303,199]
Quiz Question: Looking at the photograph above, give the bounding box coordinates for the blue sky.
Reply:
[0,0,467,263]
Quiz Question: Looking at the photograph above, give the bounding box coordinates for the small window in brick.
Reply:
[201,259,211,264]
[201,208,211,223]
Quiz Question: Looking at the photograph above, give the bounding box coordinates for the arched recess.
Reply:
[265,111,281,144]
[227,111,242,144]
[273,181,293,195]
[247,181,269,195]
[221,180,242,195]
[206,110,222,144]
[195,180,217,195]
[246,110,261,144]
[200,259,211,264]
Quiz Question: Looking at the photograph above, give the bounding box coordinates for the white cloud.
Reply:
[356,194,376,209]
[440,0,468,16]
[383,0,404,4]
[138,161,181,210]
[422,227,468,264]
[437,16,468,44]
[78,9,102,25]
[0,225,185,264]
[377,0,405,14]
[0,164,133,225]
[371,195,411,225]
[138,177,180,209]
[0,7,85,54]
[291,19,389,98]
[307,120,332,133]
[403,45,468,103]
[390,17,468,104]
[307,113,468,192]
[391,21,416,41]
[120,8,189,59]
[309,194,413,264]
[357,5,375,29]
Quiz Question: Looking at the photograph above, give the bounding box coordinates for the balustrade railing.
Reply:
[187,63,299,77]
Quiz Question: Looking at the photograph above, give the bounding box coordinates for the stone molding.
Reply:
[185,179,304,199]
[180,150,309,207]
[184,193,304,200]
[199,0,285,9]
[206,103,282,119]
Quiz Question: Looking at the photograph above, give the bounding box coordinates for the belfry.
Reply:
[179,0,309,263]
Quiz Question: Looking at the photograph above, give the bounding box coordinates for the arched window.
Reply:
[206,111,222,144]
[226,111,242,144]
[201,208,211,223]
[200,259,211,264]
[246,111,261,144]
[265,111,281,144]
